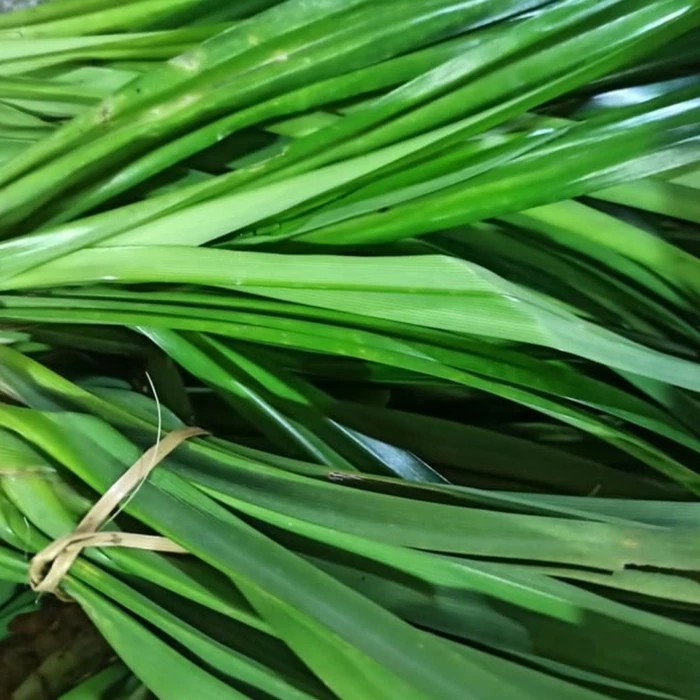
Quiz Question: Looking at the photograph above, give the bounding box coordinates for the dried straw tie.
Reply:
[29,427,207,600]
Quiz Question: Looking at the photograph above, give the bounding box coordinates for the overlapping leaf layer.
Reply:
[0,1,699,698]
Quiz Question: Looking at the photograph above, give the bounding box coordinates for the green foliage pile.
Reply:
[0,1,699,697]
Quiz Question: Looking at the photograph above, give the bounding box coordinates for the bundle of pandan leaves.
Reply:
[0,0,699,697]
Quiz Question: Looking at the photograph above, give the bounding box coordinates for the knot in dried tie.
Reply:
[29,427,207,600]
